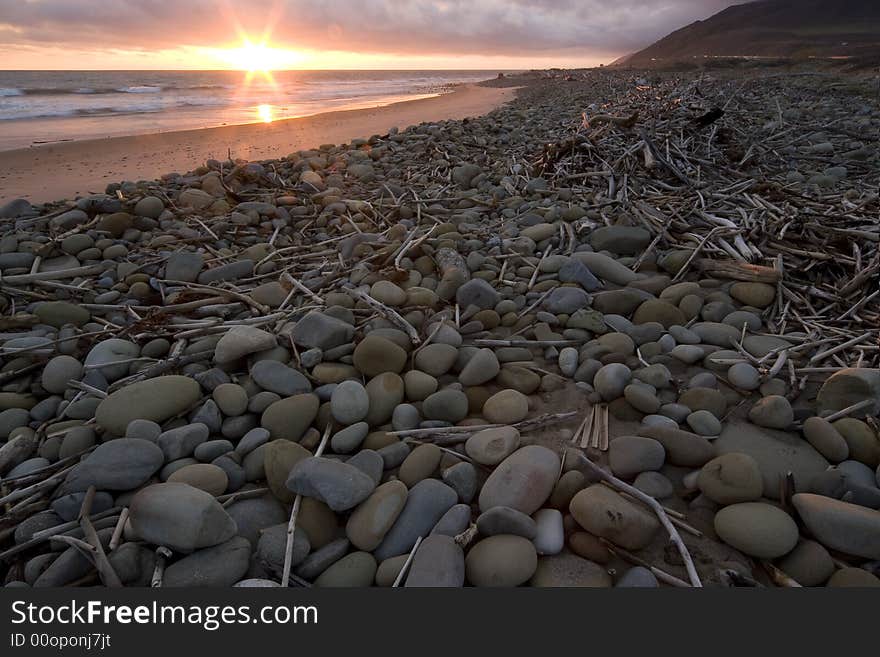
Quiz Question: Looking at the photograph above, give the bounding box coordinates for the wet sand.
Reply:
[0,84,516,203]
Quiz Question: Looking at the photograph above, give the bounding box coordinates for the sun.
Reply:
[218,38,303,72]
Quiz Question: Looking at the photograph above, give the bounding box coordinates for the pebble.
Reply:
[465,535,537,587]
[482,389,529,424]
[261,393,319,441]
[330,380,370,425]
[569,485,660,550]
[633,471,674,499]
[59,439,163,494]
[686,410,722,437]
[345,480,408,551]
[465,426,520,466]
[608,435,665,478]
[129,482,237,553]
[95,375,201,435]
[479,445,560,514]
[748,395,794,429]
[802,417,849,463]
[41,356,83,394]
[714,502,798,558]
[422,389,469,423]
[314,552,377,587]
[404,535,465,587]
[613,566,658,588]
[532,509,564,555]
[697,453,763,504]
[727,362,761,390]
[458,348,500,386]
[286,457,376,512]
[374,479,457,561]
[250,360,311,396]
[214,326,276,363]
[476,506,538,539]
[792,493,880,559]
[593,363,632,401]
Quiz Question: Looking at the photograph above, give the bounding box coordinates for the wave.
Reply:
[0,84,233,97]
[0,97,227,121]
[118,86,162,94]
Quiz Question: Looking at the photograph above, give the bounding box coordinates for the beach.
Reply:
[0,66,878,590]
[0,83,515,203]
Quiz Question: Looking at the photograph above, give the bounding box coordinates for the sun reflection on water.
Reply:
[257,104,274,123]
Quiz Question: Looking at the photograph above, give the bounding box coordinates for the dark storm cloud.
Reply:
[0,0,735,56]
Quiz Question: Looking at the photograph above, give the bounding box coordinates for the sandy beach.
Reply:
[0,83,516,203]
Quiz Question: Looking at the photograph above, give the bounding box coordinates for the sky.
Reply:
[0,0,737,70]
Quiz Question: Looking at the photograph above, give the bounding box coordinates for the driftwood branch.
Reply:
[569,449,702,587]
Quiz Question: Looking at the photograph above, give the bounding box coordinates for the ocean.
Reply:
[0,70,502,151]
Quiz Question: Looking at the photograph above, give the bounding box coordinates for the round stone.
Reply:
[346,480,408,551]
[365,372,404,426]
[593,363,632,401]
[482,389,529,424]
[404,370,438,401]
[686,410,722,437]
[459,348,500,386]
[331,380,369,425]
[714,502,798,558]
[41,356,83,395]
[314,552,377,587]
[697,453,763,504]
[633,471,674,499]
[776,539,835,586]
[414,344,459,377]
[260,394,320,441]
[398,443,442,487]
[370,280,406,306]
[465,535,537,587]
[608,435,665,478]
[129,482,237,553]
[423,389,469,423]
[476,506,537,539]
[167,463,229,496]
[353,336,407,376]
[748,395,793,429]
[569,484,660,550]
[730,282,776,308]
[623,384,660,414]
[212,383,249,417]
[728,362,760,390]
[465,426,520,466]
[95,375,201,436]
[532,508,564,555]
[478,445,560,514]
[802,417,849,463]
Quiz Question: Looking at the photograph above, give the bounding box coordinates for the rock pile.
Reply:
[0,67,878,588]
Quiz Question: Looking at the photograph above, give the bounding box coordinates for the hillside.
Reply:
[619,0,880,66]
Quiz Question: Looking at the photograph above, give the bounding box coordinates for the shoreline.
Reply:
[0,83,517,203]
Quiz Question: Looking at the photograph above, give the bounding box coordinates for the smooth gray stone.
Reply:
[295,538,351,581]
[374,479,457,561]
[163,537,251,587]
[476,506,538,539]
[250,360,312,396]
[59,438,163,494]
[286,457,376,512]
[404,535,465,587]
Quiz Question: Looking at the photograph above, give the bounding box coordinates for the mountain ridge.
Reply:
[617,0,880,67]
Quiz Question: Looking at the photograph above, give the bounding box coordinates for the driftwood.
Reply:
[281,423,331,587]
[569,449,702,588]
[392,536,423,587]
[696,258,781,283]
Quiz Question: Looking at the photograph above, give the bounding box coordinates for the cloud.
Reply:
[0,0,735,59]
